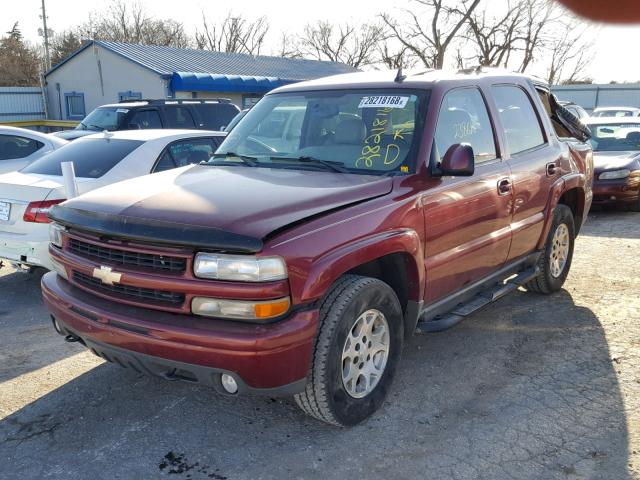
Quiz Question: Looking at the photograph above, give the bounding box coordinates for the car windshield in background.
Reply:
[588,123,640,152]
[215,90,426,175]
[592,110,637,118]
[21,138,143,178]
[78,107,128,131]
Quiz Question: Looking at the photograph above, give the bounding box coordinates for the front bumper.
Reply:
[0,230,52,270]
[592,177,640,206]
[42,272,319,395]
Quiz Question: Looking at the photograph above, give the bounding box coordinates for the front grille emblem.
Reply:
[92,266,122,286]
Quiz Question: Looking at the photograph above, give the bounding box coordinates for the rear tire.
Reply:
[525,204,575,294]
[294,275,404,426]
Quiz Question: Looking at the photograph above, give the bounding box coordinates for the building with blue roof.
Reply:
[43,40,357,121]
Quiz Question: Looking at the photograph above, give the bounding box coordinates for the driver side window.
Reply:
[435,88,497,164]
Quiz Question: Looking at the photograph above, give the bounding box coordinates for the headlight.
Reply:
[49,222,65,248]
[193,253,287,282]
[192,296,290,321]
[599,169,630,180]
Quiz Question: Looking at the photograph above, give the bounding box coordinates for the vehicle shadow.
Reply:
[0,268,85,384]
[0,289,632,480]
[582,210,640,239]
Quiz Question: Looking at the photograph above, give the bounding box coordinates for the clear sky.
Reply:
[3,0,639,84]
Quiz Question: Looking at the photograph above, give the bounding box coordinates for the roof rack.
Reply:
[117,98,233,104]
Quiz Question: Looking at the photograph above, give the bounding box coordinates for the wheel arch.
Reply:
[299,229,424,335]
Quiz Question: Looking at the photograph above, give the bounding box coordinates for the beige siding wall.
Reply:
[45,45,167,120]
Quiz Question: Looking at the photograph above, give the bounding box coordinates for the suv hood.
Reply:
[54,165,393,246]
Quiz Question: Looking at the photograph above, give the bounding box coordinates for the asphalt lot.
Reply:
[0,211,638,480]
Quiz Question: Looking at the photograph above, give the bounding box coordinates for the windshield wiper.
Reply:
[207,152,258,167]
[269,155,349,173]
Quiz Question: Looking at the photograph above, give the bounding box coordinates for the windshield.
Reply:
[215,89,427,175]
[592,109,636,118]
[587,123,640,152]
[77,107,128,131]
[22,138,143,178]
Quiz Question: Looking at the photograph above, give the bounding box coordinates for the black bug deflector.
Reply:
[48,205,263,253]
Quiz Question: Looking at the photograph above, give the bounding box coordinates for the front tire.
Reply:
[294,275,404,426]
[525,204,575,294]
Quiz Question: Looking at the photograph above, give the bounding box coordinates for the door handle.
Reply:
[497,178,512,196]
[546,162,557,176]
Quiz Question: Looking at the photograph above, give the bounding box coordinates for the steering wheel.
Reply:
[245,136,277,154]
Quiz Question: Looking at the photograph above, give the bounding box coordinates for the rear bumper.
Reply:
[42,272,318,394]
[592,178,640,205]
[0,229,52,269]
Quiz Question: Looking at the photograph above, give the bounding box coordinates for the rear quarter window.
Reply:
[0,135,44,160]
[21,138,143,178]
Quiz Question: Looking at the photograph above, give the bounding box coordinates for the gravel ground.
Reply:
[0,211,638,480]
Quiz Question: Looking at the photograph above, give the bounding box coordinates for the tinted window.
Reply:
[587,123,640,152]
[198,103,240,130]
[492,85,545,154]
[129,110,162,129]
[164,107,196,128]
[435,88,496,163]
[22,138,143,178]
[153,138,219,172]
[79,107,128,131]
[0,135,44,160]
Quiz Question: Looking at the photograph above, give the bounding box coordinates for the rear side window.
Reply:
[435,87,497,163]
[22,138,143,178]
[129,110,162,129]
[0,135,44,160]
[153,138,220,172]
[492,85,545,154]
[198,103,240,130]
[164,107,196,128]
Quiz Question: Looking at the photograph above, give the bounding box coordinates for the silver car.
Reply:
[0,126,67,174]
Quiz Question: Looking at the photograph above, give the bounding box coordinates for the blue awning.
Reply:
[170,72,294,93]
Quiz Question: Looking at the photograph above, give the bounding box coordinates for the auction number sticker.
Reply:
[359,95,409,109]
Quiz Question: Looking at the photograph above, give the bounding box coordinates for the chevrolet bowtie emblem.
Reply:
[92,266,122,286]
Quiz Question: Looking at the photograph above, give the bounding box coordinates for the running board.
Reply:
[415,266,540,334]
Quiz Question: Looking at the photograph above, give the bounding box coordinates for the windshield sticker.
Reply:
[359,96,409,109]
[116,109,129,114]
[356,107,405,169]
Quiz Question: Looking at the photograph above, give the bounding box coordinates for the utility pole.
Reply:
[40,0,51,71]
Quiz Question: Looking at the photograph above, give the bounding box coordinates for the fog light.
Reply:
[221,374,238,394]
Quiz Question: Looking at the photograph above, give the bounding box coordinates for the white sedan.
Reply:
[0,126,67,174]
[0,129,225,271]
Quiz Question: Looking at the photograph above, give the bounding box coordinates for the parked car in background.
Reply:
[223,108,249,132]
[584,117,640,210]
[592,106,640,118]
[0,129,225,271]
[53,99,240,141]
[42,69,592,426]
[557,101,589,121]
[0,126,67,174]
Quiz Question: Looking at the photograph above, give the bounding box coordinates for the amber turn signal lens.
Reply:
[254,298,290,319]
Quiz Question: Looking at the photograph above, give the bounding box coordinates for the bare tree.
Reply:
[546,22,594,84]
[81,0,190,48]
[463,1,525,68]
[298,20,384,68]
[517,0,561,73]
[380,0,481,69]
[274,33,302,59]
[377,41,417,69]
[195,13,269,55]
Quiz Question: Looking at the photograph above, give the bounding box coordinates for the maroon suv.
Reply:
[42,70,593,426]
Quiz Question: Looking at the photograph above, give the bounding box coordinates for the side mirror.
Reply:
[432,143,475,177]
